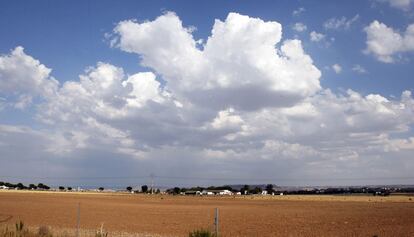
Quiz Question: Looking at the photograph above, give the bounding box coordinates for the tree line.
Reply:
[126,185,160,194]
[165,184,276,195]
[0,181,50,190]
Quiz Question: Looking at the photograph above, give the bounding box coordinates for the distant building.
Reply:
[184,190,202,195]
[202,190,214,195]
[0,185,9,190]
[202,190,232,195]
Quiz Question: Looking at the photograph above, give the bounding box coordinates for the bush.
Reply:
[188,229,216,237]
[1,221,111,237]
[16,220,24,232]
[95,224,108,237]
[37,226,51,237]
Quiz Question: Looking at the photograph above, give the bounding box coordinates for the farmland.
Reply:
[0,191,414,237]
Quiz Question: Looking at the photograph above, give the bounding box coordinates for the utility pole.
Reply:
[214,207,219,237]
[150,173,154,194]
[76,202,81,237]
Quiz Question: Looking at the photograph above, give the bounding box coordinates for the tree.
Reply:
[29,184,37,190]
[252,186,262,194]
[188,186,204,192]
[126,186,133,192]
[141,185,148,193]
[16,183,26,190]
[59,186,65,191]
[265,184,274,194]
[156,188,161,194]
[98,187,104,191]
[67,187,72,191]
[173,187,181,195]
[37,183,50,190]
[241,185,250,195]
[4,183,13,188]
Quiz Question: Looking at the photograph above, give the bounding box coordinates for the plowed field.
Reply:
[1,191,414,237]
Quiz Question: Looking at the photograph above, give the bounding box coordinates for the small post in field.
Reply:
[214,207,219,237]
[76,202,81,237]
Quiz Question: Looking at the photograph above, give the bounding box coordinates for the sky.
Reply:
[1,0,414,188]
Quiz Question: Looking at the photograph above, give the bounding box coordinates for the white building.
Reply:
[202,189,232,195]
[202,190,214,195]
[184,190,202,195]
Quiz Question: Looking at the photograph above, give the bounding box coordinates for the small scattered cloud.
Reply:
[332,64,342,74]
[352,64,368,74]
[364,20,414,63]
[310,31,325,42]
[324,15,359,30]
[292,7,305,16]
[292,22,307,32]
[376,0,414,11]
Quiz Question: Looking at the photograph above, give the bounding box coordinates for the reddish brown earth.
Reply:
[1,191,414,237]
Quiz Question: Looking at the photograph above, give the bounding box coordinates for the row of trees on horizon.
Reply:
[0,181,50,190]
[126,185,161,194]
[164,184,275,195]
[3,181,414,196]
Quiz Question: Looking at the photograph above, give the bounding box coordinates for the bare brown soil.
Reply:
[1,191,414,237]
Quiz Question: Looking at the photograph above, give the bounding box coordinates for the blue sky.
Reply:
[1,0,414,188]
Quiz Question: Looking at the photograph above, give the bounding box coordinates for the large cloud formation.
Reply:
[112,12,321,110]
[0,47,58,109]
[1,12,414,186]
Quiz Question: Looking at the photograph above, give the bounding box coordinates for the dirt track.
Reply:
[1,191,414,237]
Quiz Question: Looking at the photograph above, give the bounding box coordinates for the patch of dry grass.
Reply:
[1,222,170,237]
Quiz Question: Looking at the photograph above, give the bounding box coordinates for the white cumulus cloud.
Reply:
[364,20,414,63]
[112,12,321,111]
[0,46,58,108]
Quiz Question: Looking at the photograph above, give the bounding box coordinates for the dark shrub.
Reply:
[189,229,216,237]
